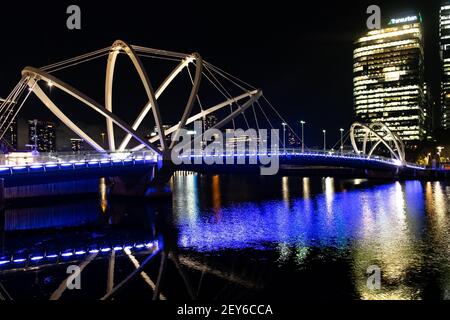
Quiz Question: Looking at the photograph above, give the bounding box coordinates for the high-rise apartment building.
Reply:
[353,15,427,145]
[440,4,450,129]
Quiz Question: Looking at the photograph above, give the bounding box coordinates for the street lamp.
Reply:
[282,122,287,153]
[300,121,305,153]
[322,129,326,152]
[33,119,38,153]
[101,132,106,147]
[437,146,444,156]
[340,128,344,154]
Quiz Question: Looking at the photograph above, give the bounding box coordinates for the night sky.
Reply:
[0,0,443,149]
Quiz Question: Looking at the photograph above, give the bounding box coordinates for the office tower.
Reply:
[353,15,426,146]
[28,119,56,152]
[70,138,84,152]
[440,4,450,129]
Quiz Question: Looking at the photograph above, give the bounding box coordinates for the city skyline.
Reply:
[0,0,446,149]
[0,0,449,306]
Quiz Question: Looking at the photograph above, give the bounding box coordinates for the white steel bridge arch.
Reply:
[350,122,406,164]
[17,40,262,156]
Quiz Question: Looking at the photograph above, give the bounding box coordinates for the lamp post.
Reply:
[101,132,106,148]
[300,121,305,153]
[340,128,344,154]
[282,123,287,153]
[33,119,38,152]
[322,129,326,152]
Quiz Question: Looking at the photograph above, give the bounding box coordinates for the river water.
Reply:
[1,173,449,300]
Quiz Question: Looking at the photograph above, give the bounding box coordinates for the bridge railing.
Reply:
[185,148,426,170]
[0,150,158,167]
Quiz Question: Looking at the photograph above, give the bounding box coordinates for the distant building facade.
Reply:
[440,4,450,129]
[28,119,56,152]
[353,15,427,146]
[70,138,84,152]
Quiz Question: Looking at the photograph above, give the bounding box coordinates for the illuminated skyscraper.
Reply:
[353,15,426,145]
[440,4,450,129]
[28,119,56,152]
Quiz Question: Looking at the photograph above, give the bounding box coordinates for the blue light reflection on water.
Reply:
[172,175,438,253]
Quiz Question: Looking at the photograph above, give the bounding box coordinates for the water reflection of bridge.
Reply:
[0,202,262,300]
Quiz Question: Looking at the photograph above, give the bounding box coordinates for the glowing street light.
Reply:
[300,120,305,153]
[340,128,344,154]
[322,129,326,151]
[282,122,287,153]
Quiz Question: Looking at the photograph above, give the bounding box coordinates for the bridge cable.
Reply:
[136,53,182,63]
[262,95,304,148]
[200,67,237,129]
[132,45,189,60]
[202,64,239,129]
[3,79,37,140]
[203,61,256,91]
[0,80,29,138]
[41,47,110,72]
[0,77,27,114]
[203,64,252,129]
[44,52,110,74]
[186,64,206,135]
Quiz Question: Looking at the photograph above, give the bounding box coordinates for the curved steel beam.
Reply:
[350,122,405,163]
[118,54,196,151]
[105,40,166,151]
[169,53,203,149]
[369,123,405,160]
[22,66,162,155]
[131,90,259,152]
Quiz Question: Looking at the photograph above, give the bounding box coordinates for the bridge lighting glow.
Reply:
[61,252,74,257]
[13,258,26,263]
[30,256,44,261]
[75,250,86,255]
[100,248,111,253]
[47,81,53,88]
[0,260,10,265]
[46,254,58,259]
[393,159,403,166]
